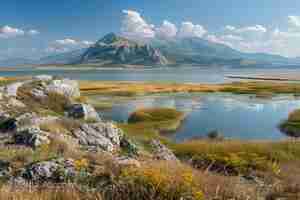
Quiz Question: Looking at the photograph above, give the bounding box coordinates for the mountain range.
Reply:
[1,33,299,67]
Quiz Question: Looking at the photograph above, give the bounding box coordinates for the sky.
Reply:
[2,0,300,59]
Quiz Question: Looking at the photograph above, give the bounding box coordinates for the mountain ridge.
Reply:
[1,33,299,67]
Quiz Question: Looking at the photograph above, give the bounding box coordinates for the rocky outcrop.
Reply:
[14,126,50,148]
[45,79,80,99]
[150,140,178,161]
[22,158,76,182]
[16,113,58,129]
[3,82,25,97]
[67,103,101,122]
[72,122,122,152]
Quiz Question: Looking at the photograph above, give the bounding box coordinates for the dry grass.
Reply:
[0,184,103,200]
[79,80,300,97]
[171,140,300,161]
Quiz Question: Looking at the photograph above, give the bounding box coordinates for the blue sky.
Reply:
[1,0,300,59]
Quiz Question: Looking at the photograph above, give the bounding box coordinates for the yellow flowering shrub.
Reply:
[192,152,280,175]
[74,159,89,171]
[120,162,204,200]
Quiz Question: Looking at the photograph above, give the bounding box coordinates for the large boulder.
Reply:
[67,103,101,122]
[45,79,80,99]
[150,140,178,162]
[14,126,50,148]
[7,97,26,108]
[72,122,122,152]
[3,82,24,97]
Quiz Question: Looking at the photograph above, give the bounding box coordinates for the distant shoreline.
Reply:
[226,75,300,82]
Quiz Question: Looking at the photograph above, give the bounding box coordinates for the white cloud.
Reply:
[121,10,155,40]
[225,25,236,31]
[55,38,78,45]
[178,22,207,38]
[225,24,267,34]
[0,26,24,38]
[288,16,300,28]
[156,20,177,39]
[206,34,233,47]
[221,34,244,41]
[28,29,40,36]
[48,38,94,53]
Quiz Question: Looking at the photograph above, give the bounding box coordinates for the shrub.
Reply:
[103,161,204,200]
[279,109,300,138]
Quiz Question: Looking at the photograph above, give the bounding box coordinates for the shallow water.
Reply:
[97,93,300,141]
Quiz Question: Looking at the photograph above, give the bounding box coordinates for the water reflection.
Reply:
[98,94,300,141]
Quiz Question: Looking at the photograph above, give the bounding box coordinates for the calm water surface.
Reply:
[96,93,300,141]
[2,66,300,140]
[1,66,300,83]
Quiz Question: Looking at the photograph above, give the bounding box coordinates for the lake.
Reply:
[2,66,300,83]
[96,93,300,141]
[1,66,300,140]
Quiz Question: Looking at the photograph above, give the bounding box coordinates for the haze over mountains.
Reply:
[1,33,299,67]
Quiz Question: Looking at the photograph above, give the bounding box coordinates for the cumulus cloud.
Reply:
[288,16,300,32]
[178,22,207,38]
[121,10,155,40]
[225,24,267,34]
[0,26,25,38]
[221,34,244,41]
[120,10,207,40]
[0,26,40,38]
[47,38,94,53]
[155,20,177,39]
[27,29,40,36]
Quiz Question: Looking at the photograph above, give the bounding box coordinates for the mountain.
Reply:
[39,48,87,65]
[80,33,168,66]
[152,37,293,66]
[0,57,37,67]
[8,33,297,68]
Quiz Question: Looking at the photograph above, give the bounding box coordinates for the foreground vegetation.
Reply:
[1,76,300,199]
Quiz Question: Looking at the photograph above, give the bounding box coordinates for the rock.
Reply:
[30,88,47,99]
[150,140,178,161]
[14,126,50,148]
[114,156,141,168]
[91,122,121,145]
[72,122,122,152]
[7,98,26,108]
[120,136,139,156]
[67,103,101,122]
[23,158,76,182]
[45,79,80,99]
[3,82,24,97]
[0,160,11,178]
[33,75,53,82]
[0,117,17,132]
[15,113,58,131]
